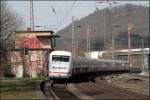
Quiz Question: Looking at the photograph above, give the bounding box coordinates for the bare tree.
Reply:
[0,1,23,77]
[0,1,23,53]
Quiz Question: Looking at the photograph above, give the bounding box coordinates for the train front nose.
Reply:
[48,52,72,79]
[49,65,72,79]
[49,71,71,79]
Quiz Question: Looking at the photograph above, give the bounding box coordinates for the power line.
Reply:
[59,0,77,28]
[49,1,60,30]
[48,1,77,31]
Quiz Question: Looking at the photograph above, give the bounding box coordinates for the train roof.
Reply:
[50,50,71,56]
[73,57,128,64]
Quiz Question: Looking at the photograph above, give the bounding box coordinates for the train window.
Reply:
[52,67,56,69]
[52,55,70,62]
[52,67,66,69]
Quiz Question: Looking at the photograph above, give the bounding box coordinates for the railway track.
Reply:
[94,77,149,99]
[40,80,79,100]
[40,72,149,100]
[40,80,54,100]
[73,74,149,100]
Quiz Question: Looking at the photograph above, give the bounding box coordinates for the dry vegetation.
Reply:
[106,73,149,96]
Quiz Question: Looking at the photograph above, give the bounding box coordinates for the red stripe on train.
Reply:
[49,72,71,74]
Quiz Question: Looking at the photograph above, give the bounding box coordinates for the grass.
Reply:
[0,77,47,100]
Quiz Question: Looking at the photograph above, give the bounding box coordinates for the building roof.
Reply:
[15,30,58,37]
[15,30,54,33]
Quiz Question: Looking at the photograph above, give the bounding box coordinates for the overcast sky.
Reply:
[7,1,149,32]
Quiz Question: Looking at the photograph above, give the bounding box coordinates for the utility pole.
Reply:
[30,0,34,30]
[141,39,145,69]
[112,35,115,60]
[108,0,115,60]
[104,0,113,59]
[128,23,133,67]
[72,16,75,57]
[103,13,106,51]
[86,25,90,52]
[96,1,106,51]
[108,0,114,59]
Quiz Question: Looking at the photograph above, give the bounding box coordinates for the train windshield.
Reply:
[52,55,70,62]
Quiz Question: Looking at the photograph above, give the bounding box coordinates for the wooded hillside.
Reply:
[55,4,149,54]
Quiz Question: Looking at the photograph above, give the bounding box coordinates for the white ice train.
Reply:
[49,51,72,79]
[48,51,129,79]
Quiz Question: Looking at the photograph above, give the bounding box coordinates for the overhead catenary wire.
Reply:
[50,6,59,30]
[48,1,60,31]
[48,1,77,31]
[58,0,77,28]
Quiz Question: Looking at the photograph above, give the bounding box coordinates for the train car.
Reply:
[48,51,72,79]
[48,50,129,80]
[72,57,129,76]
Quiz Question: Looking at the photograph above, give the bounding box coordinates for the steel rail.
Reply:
[50,82,60,100]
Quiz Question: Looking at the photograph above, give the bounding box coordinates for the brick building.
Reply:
[8,31,59,77]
